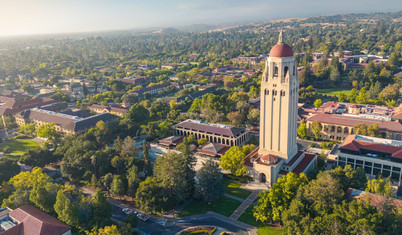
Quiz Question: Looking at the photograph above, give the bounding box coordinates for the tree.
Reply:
[330,66,340,83]
[349,88,358,103]
[353,123,380,137]
[356,87,368,104]
[120,136,138,158]
[219,146,248,177]
[19,123,36,136]
[313,99,322,109]
[36,122,56,139]
[101,173,114,191]
[154,152,195,205]
[127,165,141,197]
[0,159,20,183]
[226,111,245,126]
[142,141,153,177]
[303,172,344,214]
[195,160,224,203]
[54,185,80,227]
[338,92,347,102]
[366,176,393,197]
[19,148,54,167]
[297,123,306,139]
[327,165,367,190]
[188,98,202,113]
[135,177,168,214]
[311,121,322,140]
[91,190,112,224]
[110,175,125,198]
[125,103,149,124]
[29,183,58,213]
[197,138,208,146]
[253,172,309,223]
[87,225,124,235]
[378,84,400,103]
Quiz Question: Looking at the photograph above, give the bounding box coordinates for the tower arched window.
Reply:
[274,66,278,77]
[266,66,269,82]
[293,64,296,75]
[284,66,289,77]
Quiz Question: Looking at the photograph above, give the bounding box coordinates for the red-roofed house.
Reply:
[0,205,72,235]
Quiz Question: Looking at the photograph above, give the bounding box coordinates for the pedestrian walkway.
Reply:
[224,193,244,202]
[229,190,260,220]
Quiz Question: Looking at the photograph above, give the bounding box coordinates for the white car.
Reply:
[122,208,133,214]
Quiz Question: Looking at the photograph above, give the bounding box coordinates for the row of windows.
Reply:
[266,64,296,81]
[338,158,402,180]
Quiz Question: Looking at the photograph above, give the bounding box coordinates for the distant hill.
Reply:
[210,11,402,33]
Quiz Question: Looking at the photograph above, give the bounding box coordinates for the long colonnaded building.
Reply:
[245,31,316,186]
[173,119,250,147]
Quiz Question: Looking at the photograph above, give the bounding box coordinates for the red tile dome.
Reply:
[260,154,278,164]
[269,43,294,58]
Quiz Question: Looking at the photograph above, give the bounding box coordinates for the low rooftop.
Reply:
[174,119,246,137]
[340,135,402,161]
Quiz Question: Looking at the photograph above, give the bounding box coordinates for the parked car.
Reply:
[157,220,166,226]
[122,208,133,214]
[137,213,150,221]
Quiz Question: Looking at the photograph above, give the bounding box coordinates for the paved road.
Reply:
[136,213,252,235]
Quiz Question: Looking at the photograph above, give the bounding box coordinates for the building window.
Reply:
[364,161,372,166]
[383,165,391,170]
[284,66,289,77]
[293,64,296,75]
[374,163,382,168]
[274,66,278,77]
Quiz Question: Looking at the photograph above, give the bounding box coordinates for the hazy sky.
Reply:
[0,0,400,36]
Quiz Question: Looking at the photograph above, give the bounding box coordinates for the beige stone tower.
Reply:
[259,31,299,163]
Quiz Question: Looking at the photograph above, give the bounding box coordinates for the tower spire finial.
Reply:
[278,30,283,44]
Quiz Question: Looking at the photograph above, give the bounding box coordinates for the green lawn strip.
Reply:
[223,179,251,199]
[177,196,241,217]
[0,140,39,154]
[314,88,352,96]
[238,206,284,235]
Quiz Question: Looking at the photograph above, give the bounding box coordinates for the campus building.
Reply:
[245,31,316,186]
[0,205,72,235]
[173,119,250,147]
[332,134,402,181]
[306,113,402,141]
[15,108,117,135]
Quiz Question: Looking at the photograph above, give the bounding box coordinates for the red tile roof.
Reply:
[292,153,316,174]
[5,205,71,235]
[244,147,259,167]
[341,135,402,159]
[307,113,402,133]
[284,151,304,166]
[198,143,230,157]
[175,119,246,137]
[346,188,402,209]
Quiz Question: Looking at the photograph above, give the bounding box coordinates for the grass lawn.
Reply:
[223,179,252,199]
[314,88,352,96]
[238,206,284,235]
[177,196,241,217]
[0,139,39,155]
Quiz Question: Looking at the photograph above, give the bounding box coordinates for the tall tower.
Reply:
[259,31,298,163]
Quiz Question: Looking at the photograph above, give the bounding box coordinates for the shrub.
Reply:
[3,146,11,153]
[180,226,216,235]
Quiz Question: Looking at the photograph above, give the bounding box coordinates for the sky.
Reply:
[0,0,400,36]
